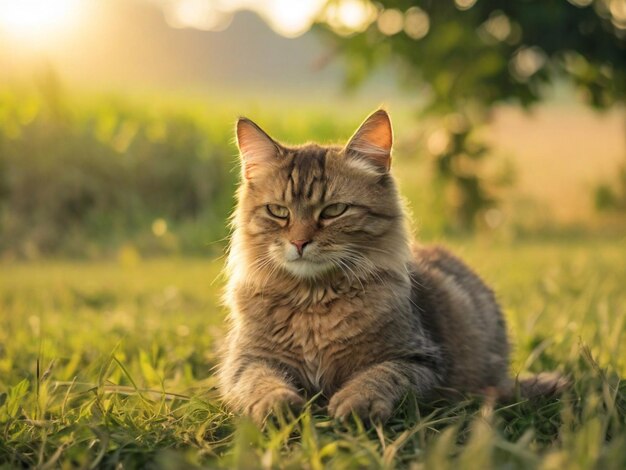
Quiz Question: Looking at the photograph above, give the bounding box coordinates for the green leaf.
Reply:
[6,378,29,418]
[139,350,162,386]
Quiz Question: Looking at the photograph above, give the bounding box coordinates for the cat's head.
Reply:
[232,110,410,282]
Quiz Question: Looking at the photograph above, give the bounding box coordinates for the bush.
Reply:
[595,164,626,213]
[0,80,237,258]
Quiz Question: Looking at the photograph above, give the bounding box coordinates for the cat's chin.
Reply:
[283,259,334,279]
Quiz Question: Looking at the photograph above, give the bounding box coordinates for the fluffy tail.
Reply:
[517,372,570,399]
[498,372,570,402]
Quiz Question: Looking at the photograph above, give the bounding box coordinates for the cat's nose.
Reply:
[290,239,310,256]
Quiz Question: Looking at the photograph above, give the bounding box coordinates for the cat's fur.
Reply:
[218,110,565,424]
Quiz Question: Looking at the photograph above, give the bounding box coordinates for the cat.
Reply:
[218,110,566,424]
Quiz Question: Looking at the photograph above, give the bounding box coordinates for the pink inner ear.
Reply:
[236,118,279,179]
[346,110,393,171]
[236,124,259,156]
[360,113,392,150]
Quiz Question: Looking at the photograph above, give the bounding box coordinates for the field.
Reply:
[1,238,625,469]
[1,0,626,466]
[1,82,626,468]
[3,82,624,260]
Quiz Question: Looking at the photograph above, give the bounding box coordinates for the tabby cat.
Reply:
[218,110,565,424]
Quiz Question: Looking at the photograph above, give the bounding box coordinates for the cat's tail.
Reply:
[498,372,570,402]
[516,372,570,399]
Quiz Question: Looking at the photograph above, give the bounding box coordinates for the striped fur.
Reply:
[218,110,564,425]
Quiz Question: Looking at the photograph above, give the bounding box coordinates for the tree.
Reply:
[320,0,626,229]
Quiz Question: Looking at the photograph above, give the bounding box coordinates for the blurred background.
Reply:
[1,0,625,260]
[3,4,626,467]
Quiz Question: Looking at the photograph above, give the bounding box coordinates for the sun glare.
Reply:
[156,0,380,37]
[0,0,82,42]
[258,0,326,38]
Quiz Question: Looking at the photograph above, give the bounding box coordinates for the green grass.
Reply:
[1,238,625,469]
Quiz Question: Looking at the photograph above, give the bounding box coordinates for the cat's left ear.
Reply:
[236,117,281,179]
[345,109,393,172]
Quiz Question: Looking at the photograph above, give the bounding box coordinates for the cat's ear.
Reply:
[236,118,281,179]
[345,109,393,172]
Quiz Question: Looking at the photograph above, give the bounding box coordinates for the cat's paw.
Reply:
[328,388,394,423]
[248,387,304,425]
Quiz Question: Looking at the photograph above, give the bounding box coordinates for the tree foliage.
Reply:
[322,0,626,228]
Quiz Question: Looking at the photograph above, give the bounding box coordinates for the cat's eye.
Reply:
[266,204,289,219]
[320,203,348,219]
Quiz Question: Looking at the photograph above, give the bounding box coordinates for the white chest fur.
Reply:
[289,312,332,389]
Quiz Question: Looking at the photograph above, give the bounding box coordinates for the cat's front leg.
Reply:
[221,359,304,424]
[328,360,439,422]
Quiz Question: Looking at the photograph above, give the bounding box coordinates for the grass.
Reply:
[1,74,625,468]
[1,237,625,469]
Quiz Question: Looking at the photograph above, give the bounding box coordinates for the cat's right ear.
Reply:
[236,118,280,180]
[344,109,393,173]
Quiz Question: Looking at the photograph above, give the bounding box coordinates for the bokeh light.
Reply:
[566,0,594,7]
[609,0,626,30]
[322,0,377,36]
[258,0,325,38]
[404,7,430,40]
[163,0,233,31]
[377,8,404,36]
[454,0,477,11]
[152,219,168,237]
[510,46,547,81]
[482,11,512,42]
[0,0,83,43]
[153,0,328,37]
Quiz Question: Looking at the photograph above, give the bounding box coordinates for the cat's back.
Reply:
[409,245,510,393]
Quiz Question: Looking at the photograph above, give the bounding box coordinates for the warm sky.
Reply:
[0,0,624,221]
[0,0,388,95]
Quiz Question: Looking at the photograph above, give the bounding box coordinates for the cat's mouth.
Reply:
[283,258,334,278]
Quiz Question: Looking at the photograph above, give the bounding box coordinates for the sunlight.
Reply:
[257,0,325,38]
[160,0,326,37]
[164,0,233,31]
[322,0,377,36]
[155,0,379,38]
[0,0,82,42]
